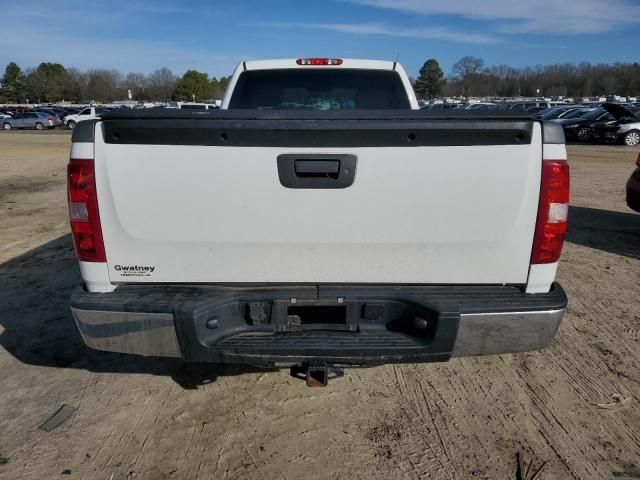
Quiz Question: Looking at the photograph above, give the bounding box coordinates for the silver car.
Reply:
[2,111,62,130]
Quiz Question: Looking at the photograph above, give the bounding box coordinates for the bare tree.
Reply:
[148,67,177,102]
[63,68,88,102]
[451,56,484,97]
[451,56,484,79]
[85,69,123,102]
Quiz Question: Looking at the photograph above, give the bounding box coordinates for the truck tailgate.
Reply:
[92,113,541,285]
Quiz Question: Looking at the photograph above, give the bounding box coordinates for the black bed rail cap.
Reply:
[100,107,536,122]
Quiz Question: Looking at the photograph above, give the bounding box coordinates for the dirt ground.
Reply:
[0,130,639,480]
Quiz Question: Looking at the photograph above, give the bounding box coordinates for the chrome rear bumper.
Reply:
[71,284,567,363]
[453,308,565,357]
[71,308,181,358]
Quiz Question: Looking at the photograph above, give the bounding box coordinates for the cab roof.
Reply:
[242,58,399,71]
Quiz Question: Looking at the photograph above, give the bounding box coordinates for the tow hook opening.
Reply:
[290,363,345,387]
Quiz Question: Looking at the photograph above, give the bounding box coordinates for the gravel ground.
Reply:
[0,130,639,480]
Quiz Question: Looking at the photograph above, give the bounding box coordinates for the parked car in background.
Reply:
[0,110,12,120]
[2,111,61,130]
[566,109,617,143]
[594,103,640,146]
[618,126,640,146]
[48,106,73,116]
[537,106,587,120]
[422,103,465,111]
[64,107,110,129]
[35,107,66,121]
[626,153,640,212]
[178,102,218,110]
[551,108,613,142]
[8,107,35,114]
[464,103,496,110]
[504,102,552,111]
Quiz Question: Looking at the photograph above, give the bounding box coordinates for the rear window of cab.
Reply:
[228,69,410,110]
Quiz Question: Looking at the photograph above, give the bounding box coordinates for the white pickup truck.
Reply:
[64,107,110,129]
[67,58,569,384]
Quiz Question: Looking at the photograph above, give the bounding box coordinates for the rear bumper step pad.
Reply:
[71,283,567,365]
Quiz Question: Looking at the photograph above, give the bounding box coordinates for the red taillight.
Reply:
[296,58,343,66]
[636,152,640,167]
[67,158,106,262]
[531,160,570,264]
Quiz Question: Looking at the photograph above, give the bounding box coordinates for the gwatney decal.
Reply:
[114,264,156,276]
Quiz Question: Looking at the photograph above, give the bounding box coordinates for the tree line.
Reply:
[3,57,640,104]
[0,61,229,104]
[414,57,640,99]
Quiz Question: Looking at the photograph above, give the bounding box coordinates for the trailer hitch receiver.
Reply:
[290,363,344,387]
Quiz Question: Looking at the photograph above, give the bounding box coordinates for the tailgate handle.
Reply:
[277,154,357,189]
[294,160,340,178]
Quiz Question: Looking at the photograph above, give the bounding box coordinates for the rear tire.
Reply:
[35,122,44,130]
[577,127,592,142]
[67,121,76,129]
[623,130,640,146]
[2,123,10,130]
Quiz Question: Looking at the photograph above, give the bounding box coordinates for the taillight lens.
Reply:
[636,152,640,167]
[531,160,570,264]
[67,159,106,262]
[296,58,343,66]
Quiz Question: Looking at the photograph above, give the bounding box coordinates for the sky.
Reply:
[1,0,640,79]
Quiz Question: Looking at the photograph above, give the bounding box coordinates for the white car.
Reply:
[597,103,640,146]
[66,58,568,385]
[64,107,109,129]
[617,122,640,146]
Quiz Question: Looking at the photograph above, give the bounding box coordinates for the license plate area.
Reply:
[273,301,357,332]
[288,304,347,330]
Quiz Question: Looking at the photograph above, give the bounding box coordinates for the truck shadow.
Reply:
[0,235,271,389]
[566,206,640,260]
